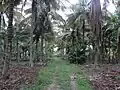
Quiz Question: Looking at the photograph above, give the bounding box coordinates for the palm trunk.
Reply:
[29,31,34,67]
[16,40,19,62]
[36,41,39,61]
[0,13,1,30]
[101,32,105,63]
[108,36,111,63]
[15,21,19,62]
[91,0,102,66]
[29,0,37,67]
[44,40,48,62]
[94,36,100,67]
[2,0,14,78]
[40,35,44,62]
[116,28,120,63]
[82,20,85,42]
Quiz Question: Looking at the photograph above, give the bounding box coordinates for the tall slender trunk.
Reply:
[44,40,48,63]
[94,36,100,67]
[108,36,111,63]
[91,0,102,66]
[16,39,19,62]
[0,12,1,30]
[40,34,44,62]
[15,22,19,62]
[82,19,85,42]
[116,28,120,63]
[36,41,38,61]
[2,0,14,78]
[29,0,36,67]
[29,30,34,67]
[101,31,105,63]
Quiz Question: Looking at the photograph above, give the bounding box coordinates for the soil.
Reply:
[2,62,120,90]
[0,64,41,90]
[47,73,78,90]
[82,64,120,90]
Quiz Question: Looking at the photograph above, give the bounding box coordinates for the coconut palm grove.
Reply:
[0,0,120,90]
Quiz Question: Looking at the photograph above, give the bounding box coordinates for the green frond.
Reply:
[24,8,32,14]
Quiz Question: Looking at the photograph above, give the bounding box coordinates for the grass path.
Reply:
[24,57,92,90]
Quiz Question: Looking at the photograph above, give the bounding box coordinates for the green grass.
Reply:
[21,57,93,90]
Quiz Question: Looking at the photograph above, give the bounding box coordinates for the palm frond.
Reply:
[50,11,65,24]
[24,8,32,14]
[21,0,27,12]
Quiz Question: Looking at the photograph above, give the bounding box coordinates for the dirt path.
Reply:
[47,59,78,90]
[47,83,61,90]
[70,73,77,90]
[38,57,92,90]
[47,66,61,90]
[47,73,78,90]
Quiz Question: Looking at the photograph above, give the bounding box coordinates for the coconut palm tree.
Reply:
[1,0,21,79]
[29,0,62,65]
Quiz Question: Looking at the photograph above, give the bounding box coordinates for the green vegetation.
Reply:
[22,57,92,90]
[1,0,120,89]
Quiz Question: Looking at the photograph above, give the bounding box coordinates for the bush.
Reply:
[68,42,88,64]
